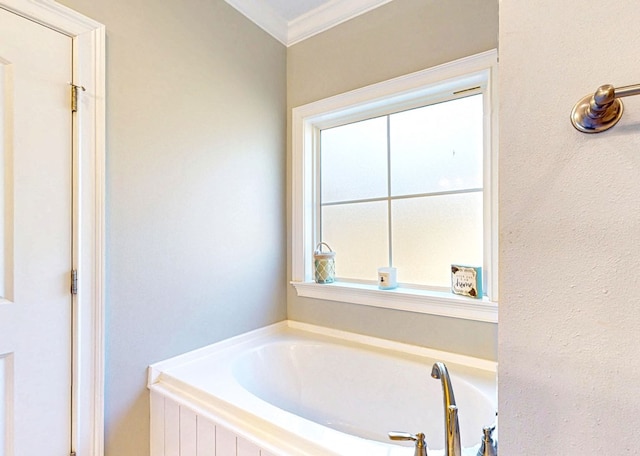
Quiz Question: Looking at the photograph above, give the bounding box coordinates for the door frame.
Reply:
[0,1,105,454]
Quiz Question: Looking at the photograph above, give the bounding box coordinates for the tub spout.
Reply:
[431,362,461,456]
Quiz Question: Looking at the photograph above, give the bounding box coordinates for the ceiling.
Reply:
[265,0,333,22]
[224,0,393,46]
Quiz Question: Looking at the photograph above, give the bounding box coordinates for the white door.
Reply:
[0,7,73,456]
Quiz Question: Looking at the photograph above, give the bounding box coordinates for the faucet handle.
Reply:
[476,423,497,456]
[389,431,428,456]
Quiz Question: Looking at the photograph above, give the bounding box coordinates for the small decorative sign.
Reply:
[451,265,482,299]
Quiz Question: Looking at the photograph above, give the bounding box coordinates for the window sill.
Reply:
[290,281,498,323]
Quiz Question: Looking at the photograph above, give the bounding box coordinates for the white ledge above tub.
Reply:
[291,281,498,323]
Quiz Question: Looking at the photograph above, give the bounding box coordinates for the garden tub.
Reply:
[148,321,496,456]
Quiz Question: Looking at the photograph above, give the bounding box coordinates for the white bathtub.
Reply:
[148,321,497,456]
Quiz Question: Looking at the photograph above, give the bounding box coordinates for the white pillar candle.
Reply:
[378,267,397,289]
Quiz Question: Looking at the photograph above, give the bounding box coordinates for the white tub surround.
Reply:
[148,321,497,456]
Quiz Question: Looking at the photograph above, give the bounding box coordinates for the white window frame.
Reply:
[291,50,498,323]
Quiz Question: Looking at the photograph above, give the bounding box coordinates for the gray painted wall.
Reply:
[286,0,499,360]
[58,0,287,454]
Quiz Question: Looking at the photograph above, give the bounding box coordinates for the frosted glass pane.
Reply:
[392,192,483,288]
[321,116,388,203]
[321,201,388,281]
[390,95,483,196]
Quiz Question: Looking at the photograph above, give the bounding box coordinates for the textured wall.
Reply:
[286,0,499,360]
[499,0,640,452]
[57,0,286,454]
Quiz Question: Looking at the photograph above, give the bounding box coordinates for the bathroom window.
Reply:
[291,50,498,322]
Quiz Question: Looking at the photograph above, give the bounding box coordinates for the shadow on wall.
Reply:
[105,386,150,455]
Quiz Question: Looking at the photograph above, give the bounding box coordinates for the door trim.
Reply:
[0,1,105,454]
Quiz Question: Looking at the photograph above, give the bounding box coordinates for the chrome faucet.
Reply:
[431,362,461,456]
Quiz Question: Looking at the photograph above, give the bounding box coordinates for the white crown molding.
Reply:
[225,0,393,47]
[288,0,393,45]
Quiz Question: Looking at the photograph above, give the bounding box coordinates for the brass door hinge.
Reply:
[71,269,78,295]
[70,84,85,112]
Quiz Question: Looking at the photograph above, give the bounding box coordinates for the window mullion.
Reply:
[386,115,393,267]
[316,127,323,247]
